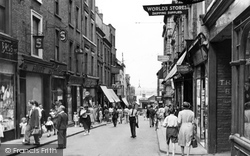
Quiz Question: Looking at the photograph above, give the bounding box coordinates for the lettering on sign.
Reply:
[143,4,188,16]
[0,38,18,60]
[32,65,45,73]
[60,30,68,42]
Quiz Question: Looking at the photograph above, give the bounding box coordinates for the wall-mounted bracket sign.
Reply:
[143,4,188,16]
[177,0,204,4]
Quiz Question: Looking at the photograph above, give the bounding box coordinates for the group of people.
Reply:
[161,102,196,156]
[21,100,68,149]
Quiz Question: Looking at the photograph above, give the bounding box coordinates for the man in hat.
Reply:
[56,105,68,149]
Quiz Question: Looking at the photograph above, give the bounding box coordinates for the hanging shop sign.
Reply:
[60,30,68,42]
[143,4,188,16]
[158,55,170,62]
[33,35,44,49]
[0,35,18,61]
[177,0,204,4]
[177,65,193,74]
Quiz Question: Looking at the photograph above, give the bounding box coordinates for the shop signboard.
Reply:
[158,55,170,62]
[0,34,18,61]
[177,65,192,74]
[143,4,188,16]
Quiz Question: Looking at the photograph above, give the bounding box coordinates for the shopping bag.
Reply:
[191,137,198,148]
[31,128,41,135]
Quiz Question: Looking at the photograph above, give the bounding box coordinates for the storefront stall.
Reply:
[0,33,18,141]
[82,75,99,106]
[66,74,83,123]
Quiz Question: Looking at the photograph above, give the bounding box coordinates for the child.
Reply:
[162,108,178,156]
[45,116,54,137]
[19,117,27,142]
[99,109,103,123]
[73,112,79,127]
[0,115,4,145]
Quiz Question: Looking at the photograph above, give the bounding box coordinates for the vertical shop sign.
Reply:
[33,36,44,49]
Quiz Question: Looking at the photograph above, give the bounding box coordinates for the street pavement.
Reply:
[156,123,231,156]
[0,116,232,156]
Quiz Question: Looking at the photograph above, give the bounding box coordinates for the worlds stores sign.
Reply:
[143,4,188,16]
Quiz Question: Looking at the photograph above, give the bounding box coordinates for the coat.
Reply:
[56,111,68,130]
[28,107,40,129]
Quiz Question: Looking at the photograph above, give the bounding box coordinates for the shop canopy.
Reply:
[164,51,187,81]
[100,86,114,103]
[108,89,120,103]
[122,97,129,106]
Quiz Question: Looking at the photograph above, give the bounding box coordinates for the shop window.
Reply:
[0,73,14,131]
[55,0,59,15]
[244,32,250,140]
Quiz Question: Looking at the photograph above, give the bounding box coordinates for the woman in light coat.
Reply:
[177,102,195,156]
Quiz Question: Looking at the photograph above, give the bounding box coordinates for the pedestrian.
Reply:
[39,104,46,125]
[128,104,138,138]
[73,112,79,127]
[104,106,110,123]
[45,116,54,137]
[23,100,41,145]
[177,102,195,156]
[55,105,68,149]
[117,107,123,124]
[19,117,27,142]
[49,108,57,135]
[98,106,103,123]
[89,106,95,126]
[0,114,4,145]
[80,105,91,135]
[124,107,129,124]
[162,107,179,156]
[112,107,119,127]
[149,105,155,127]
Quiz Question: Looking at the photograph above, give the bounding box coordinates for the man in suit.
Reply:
[23,100,41,145]
[56,105,68,149]
[128,103,138,138]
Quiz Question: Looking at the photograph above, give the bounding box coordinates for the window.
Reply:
[84,15,88,36]
[68,0,72,23]
[55,29,60,61]
[97,38,100,55]
[55,0,59,15]
[91,56,94,75]
[91,22,94,41]
[76,46,80,73]
[85,53,88,74]
[69,41,73,71]
[75,7,79,29]
[31,10,43,58]
[0,0,6,32]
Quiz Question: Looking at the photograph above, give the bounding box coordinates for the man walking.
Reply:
[56,105,68,149]
[23,100,40,145]
[128,103,138,138]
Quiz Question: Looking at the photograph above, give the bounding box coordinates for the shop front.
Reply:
[82,75,99,106]
[18,55,53,139]
[0,33,18,141]
[229,6,250,156]
[66,74,83,123]
[202,0,250,154]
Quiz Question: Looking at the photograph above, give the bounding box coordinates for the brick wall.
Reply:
[215,39,231,152]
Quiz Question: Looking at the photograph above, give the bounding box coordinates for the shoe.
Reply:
[33,143,40,146]
[22,141,30,145]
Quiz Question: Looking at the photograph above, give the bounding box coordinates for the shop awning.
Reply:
[100,86,114,103]
[122,97,129,106]
[108,89,120,102]
[164,51,187,81]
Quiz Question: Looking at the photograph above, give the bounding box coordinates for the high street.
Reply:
[17,116,161,156]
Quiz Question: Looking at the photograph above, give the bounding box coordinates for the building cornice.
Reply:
[203,0,234,29]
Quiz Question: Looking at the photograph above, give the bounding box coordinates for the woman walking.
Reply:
[177,102,195,156]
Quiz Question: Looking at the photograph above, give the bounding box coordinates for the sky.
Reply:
[95,0,172,94]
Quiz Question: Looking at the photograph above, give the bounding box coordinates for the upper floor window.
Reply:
[68,0,72,24]
[55,29,60,61]
[75,7,79,29]
[55,0,59,15]
[84,15,88,36]
[91,56,94,75]
[90,22,94,41]
[69,41,73,71]
[0,0,6,32]
[31,10,43,58]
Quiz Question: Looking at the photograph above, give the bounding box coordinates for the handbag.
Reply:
[191,137,198,148]
[32,128,41,135]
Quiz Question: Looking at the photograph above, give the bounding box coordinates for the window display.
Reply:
[0,73,14,131]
